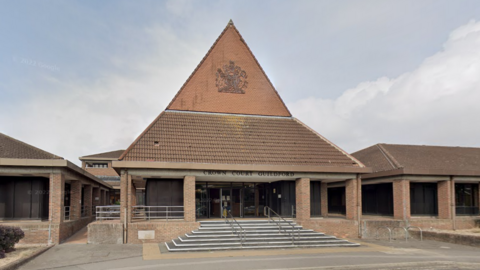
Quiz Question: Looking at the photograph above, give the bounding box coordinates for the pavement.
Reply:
[62,227,88,244]
[18,238,480,270]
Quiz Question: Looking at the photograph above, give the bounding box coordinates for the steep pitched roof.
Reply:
[120,111,361,167]
[352,143,480,175]
[0,132,63,160]
[166,20,291,117]
[80,150,125,160]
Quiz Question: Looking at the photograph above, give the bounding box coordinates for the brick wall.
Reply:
[345,178,358,220]
[127,221,200,244]
[184,176,196,222]
[49,173,65,223]
[295,178,310,221]
[299,219,358,239]
[393,179,410,219]
[438,180,452,219]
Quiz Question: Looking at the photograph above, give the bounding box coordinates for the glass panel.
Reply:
[243,187,255,217]
[195,182,208,218]
[221,189,231,218]
[209,188,221,218]
[231,188,241,217]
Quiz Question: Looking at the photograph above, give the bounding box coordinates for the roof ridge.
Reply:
[0,132,63,159]
[376,143,402,169]
[119,112,165,160]
[293,118,365,168]
[165,20,291,117]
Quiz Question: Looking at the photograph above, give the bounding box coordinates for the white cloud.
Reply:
[0,24,205,165]
[288,20,480,153]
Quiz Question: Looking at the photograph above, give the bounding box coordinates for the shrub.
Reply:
[0,226,25,259]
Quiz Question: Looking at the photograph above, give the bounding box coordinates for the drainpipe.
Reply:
[357,174,362,238]
[451,176,456,231]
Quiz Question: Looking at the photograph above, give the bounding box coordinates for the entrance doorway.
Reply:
[195,181,295,219]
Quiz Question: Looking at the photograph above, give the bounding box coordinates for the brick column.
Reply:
[393,179,410,220]
[345,178,358,220]
[438,180,452,219]
[70,180,82,220]
[321,182,328,217]
[295,178,310,221]
[357,174,362,221]
[84,185,92,217]
[120,171,128,223]
[49,173,65,223]
[184,176,196,222]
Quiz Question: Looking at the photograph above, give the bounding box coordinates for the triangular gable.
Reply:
[166,20,291,117]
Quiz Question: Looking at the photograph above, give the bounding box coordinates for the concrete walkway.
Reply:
[63,227,88,244]
[18,239,480,270]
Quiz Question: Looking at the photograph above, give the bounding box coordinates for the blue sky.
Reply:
[2,0,480,164]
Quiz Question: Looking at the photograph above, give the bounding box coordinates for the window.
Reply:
[455,184,479,215]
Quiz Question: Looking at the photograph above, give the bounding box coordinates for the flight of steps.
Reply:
[165,220,359,252]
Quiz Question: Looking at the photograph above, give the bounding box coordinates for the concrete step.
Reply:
[185,232,325,238]
[179,235,335,242]
[197,226,303,230]
[172,239,350,247]
[191,229,312,234]
[164,242,360,252]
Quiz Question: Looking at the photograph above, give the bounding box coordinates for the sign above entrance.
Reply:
[203,170,295,177]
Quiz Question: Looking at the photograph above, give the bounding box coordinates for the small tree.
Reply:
[0,226,25,259]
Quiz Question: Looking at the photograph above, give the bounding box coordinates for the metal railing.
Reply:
[225,210,246,246]
[96,205,121,221]
[81,206,89,217]
[375,226,424,242]
[64,206,71,221]
[132,206,184,221]
[264,206,299,245]
[407,226,423,241]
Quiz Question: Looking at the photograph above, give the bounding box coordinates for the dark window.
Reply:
[455,184,479,215]
[310,181,322,217]
[328,187,346,215]
[362,183,393,216]
[410,183,438,216]
[0,177,49,220]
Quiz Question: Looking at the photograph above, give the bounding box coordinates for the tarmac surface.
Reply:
[18,238,480,270]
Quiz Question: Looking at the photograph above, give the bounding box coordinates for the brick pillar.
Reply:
[84,185,92,216]
[49,173,65,224]
[70,180,82,220]
[438,180,452,219]
[295,178,310,221]
[393,179,410,220]
[345,178,358,220]
[120,171,128,223]
[184,176,196,222]
[321,182,328,217]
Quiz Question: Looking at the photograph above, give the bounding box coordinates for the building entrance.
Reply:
[195,181,294,219]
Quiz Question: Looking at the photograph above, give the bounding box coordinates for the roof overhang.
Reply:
[0,158,113,189]
[79,157,119,161]
[113,161,372,174]
[362,167,480,180]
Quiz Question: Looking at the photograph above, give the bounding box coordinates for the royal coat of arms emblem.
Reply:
[215,61,248,94]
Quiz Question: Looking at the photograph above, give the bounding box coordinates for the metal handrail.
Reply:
[96,205,120,221]
[132,205,184,221]
[264,206,299,245]
[375,226,392,242]
[224,210,246,246]
[392,227,408,242]
[406,226,423,241]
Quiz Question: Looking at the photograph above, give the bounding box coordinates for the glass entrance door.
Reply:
[221,188,231,218]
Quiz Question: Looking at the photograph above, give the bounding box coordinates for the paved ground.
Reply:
[19,239,480,270]
[62,227,88,244]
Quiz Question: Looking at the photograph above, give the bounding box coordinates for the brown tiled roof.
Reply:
[80,150,125,160]
[352,143,480,174]
[120,111,361,167]
[0,132,63,160]
[166,20,291,117]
